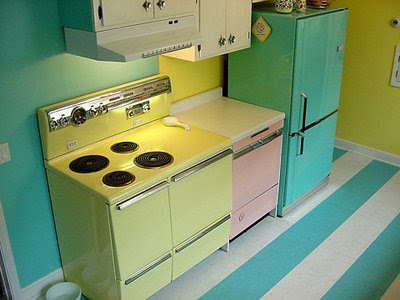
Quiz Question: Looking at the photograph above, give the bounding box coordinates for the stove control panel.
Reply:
[45,76,171,132]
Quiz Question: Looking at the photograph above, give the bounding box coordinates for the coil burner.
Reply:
[134,151,174,169]
[69,155,109,173]
[102,171,135,187]
[111,142,139,154]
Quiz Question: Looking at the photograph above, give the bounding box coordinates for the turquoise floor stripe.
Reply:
[201,161,399,300]
[322,213,400,300]
[332,147,347,162]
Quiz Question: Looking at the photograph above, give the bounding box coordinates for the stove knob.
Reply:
[86,106,98,119]
[49,118,58,131]
[142,103,150,113]
[58,115,69,128]
[97,104,108,115]
[71,107,87,126]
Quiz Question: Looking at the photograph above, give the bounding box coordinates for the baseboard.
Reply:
[20,268,64,300]
[335,138,400,167]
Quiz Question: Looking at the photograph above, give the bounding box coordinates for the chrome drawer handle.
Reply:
[171,149,232,183]
[116,181,169,211]
[125,253,172,285]
[175,215,231,253]
[233,129,282,160]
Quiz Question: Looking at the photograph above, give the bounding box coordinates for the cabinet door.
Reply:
[198,0,226,59]
[154,0,196,19]
[226,0,252,52]
[100,0,154,29]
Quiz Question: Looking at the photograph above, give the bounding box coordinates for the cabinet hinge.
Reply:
[197,44,202,52]
[98,6,103,20]
[248,32,250,39]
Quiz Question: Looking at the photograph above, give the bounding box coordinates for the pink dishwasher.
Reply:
[231,120,283,239]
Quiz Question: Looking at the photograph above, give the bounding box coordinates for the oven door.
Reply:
[109,181,172,281]
[169,149,233,246]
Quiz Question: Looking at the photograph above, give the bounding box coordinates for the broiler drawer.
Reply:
[172,215,231,280]
[117,252,172,300]
[230,185,278,239]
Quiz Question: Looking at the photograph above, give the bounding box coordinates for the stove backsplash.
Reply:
[37,75,172,160]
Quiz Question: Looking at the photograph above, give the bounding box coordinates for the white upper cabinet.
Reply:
[99,0,154,28]
[164,0,252,61]
[96,0,197,30]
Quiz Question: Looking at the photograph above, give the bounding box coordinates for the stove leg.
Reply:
[220,242,229,252]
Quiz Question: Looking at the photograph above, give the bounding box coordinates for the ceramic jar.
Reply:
[295,0,306,12]
[275,0,293,14]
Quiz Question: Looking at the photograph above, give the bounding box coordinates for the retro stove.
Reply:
[37,76,233,299]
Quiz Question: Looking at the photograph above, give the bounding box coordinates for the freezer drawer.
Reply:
[231,185,278,239]
[285,113,337,207]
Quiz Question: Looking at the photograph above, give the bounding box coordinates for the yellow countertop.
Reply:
[173,91,285,143]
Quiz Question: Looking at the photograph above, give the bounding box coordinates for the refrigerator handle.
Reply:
[301,92,308,131]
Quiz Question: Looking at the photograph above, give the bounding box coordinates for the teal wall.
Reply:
[0,1,158,288]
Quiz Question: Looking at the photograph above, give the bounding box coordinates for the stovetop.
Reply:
[46,120,231,205]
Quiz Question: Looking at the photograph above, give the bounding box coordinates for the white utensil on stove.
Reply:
[162,116,190,131]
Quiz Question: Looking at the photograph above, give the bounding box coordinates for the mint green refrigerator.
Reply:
[228,6,348,216]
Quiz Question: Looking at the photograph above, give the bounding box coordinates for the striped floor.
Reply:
[151,149,400,300]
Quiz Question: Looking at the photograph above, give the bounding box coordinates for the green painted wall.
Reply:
[0,0,224,290]
[0,1,158,288]
[332,0,400,155]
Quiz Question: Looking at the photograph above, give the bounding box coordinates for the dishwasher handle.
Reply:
[116,181,170,211]
[171,149,232,183]
[234,129,282,160]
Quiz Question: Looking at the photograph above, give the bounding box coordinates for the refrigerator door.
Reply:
[290,10,348,132]
[285,113,337,207]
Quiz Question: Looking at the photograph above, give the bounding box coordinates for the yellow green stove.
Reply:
[37,75,233,299]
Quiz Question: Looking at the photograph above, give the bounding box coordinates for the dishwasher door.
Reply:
[233,125,282,212]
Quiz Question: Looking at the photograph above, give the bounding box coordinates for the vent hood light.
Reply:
[64,15,203,62]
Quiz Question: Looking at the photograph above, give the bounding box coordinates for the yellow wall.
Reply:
[159,56,224,102]
[333,0,400,155]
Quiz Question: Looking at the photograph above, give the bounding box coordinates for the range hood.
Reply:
[64,15,203,62]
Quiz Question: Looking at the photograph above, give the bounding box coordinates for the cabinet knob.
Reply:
[157,0,166,10]
[228,34,236,45]
[143,0,152,12]
[219,36,227,47]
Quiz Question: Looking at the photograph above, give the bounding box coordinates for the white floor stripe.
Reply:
[150,152,371,299]
[381,274,400,300]
[262,171,400,300]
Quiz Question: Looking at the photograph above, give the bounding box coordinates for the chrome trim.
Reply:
[125,253,172,285]
[234,130,282,160]
[116,181,170,211]
[142,43,193,58]
[45,76,171,132]
[171,149,233,183]
[250,126,270,139]
[175,215,231,253]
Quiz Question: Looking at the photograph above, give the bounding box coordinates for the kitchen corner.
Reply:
[171,88,285,238]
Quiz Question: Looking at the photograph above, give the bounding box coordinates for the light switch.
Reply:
[0,143,11,164]
[390,44,400,88]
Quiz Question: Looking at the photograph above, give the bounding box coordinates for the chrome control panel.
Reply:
[45,76,171,131]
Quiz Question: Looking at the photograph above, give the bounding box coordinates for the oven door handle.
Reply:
[116,181,170,210]
[171,149,232,183]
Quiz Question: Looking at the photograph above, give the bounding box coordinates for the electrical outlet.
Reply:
[390,44,400,88]
[0,143,11,164]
